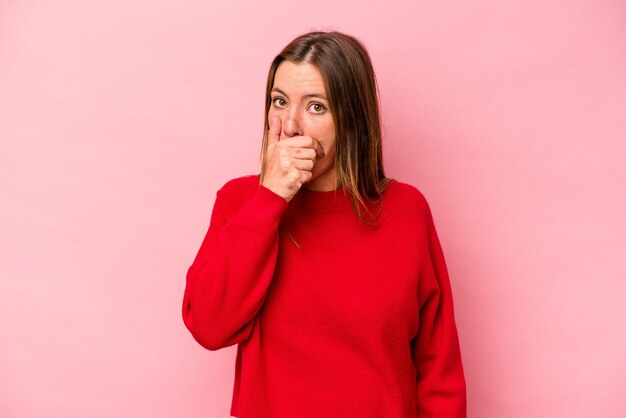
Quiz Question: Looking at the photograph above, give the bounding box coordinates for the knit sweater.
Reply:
[182,174,466,418]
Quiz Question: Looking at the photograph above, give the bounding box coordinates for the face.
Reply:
[268,60,337,190]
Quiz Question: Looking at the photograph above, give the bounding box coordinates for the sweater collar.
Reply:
[291,185,352,210]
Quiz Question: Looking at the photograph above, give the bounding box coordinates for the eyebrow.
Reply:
[271,87,327,101]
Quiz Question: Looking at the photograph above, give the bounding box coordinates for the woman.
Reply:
[182,30,467,417]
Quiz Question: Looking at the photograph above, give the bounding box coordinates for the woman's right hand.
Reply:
[261,115,325,202]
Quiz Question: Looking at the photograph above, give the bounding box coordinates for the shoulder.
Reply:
[384,178,433,217]
[383,179,439,242]
[215,173,261,208]
[218,173,260,194]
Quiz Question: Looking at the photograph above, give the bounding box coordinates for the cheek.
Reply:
[319,138,336,163]
[309,119,335,142]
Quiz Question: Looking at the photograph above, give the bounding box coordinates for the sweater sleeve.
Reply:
[412,200,467,417]
[182,182,289,351]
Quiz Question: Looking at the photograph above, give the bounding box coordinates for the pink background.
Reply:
[1,1,625,417]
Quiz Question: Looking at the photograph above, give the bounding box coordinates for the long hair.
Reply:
[259,30,394,226]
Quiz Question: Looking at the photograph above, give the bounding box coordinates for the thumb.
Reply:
[267,115,281,145]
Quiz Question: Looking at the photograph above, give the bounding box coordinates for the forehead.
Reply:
[273,61,326,94]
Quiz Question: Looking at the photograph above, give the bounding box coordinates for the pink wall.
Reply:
[1,1,625,417]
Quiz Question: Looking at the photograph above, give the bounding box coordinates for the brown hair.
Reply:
[258,29,395,226]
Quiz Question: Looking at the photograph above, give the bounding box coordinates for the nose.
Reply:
[282,108,302,138]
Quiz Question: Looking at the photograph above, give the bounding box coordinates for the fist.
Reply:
[261,115,325,202]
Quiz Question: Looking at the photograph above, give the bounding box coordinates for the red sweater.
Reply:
[182,174,466,417]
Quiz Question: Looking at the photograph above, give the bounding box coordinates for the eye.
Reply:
[309,102,326,114]
[271,97,286,107]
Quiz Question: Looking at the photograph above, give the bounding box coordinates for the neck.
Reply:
[302,170,337,192]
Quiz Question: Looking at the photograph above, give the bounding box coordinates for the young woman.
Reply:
[182,30,467,418]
